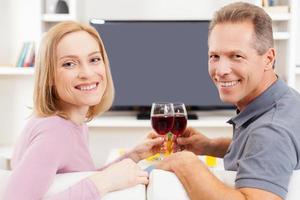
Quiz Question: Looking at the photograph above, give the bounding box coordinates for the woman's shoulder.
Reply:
[25,115,75,139]
[31,115,78,127]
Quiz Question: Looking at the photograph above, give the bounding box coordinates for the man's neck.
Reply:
[237,72,277,112]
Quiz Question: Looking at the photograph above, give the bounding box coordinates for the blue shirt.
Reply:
[224,79,300,199]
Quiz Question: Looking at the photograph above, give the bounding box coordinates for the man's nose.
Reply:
[215,58,232,77]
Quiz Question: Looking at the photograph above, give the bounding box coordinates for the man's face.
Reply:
[208,21,272,110]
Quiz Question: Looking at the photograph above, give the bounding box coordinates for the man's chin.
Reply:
[219,96,236,105]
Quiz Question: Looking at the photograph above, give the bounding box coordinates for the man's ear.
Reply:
[264,48,276,71]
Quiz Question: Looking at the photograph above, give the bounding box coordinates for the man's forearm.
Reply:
[172,157,245,200]
[207,138,232,158]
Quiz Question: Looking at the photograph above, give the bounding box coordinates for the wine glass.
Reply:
[171,103,188,152]
[151,102,174,158]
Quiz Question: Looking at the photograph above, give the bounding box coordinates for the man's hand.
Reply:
[177,127,231,157]
[129,132,164,162]
[156,151,202,172]
[176,127,212,155]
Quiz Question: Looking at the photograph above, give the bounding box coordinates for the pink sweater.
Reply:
[4,116,102,200]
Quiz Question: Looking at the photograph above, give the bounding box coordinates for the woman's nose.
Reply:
[77,63,93,79]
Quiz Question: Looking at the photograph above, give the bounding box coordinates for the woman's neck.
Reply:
[66,108,88,125]
[59,102,89,125]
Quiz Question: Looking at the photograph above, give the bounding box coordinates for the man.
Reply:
[157,2,300,200]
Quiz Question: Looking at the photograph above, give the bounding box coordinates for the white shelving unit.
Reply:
[0,66,34,76]
[42,14,75,22]
[295,67,300,75]
[273,32,290,40]
[41,0,77,34]
[259,0,296,88]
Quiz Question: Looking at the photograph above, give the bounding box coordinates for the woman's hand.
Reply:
[129,132,164,162]
[89,158,148,196]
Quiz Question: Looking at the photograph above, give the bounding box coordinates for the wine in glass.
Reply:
[171,103,188,152]
[151,102,174,158]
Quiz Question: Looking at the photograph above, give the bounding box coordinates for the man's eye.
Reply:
[209,55,219,60]
[234,55,242,59]
[62,62,76,68]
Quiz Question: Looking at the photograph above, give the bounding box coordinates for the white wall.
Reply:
[0,0,41,66]
[295,0,300,66]
[83,0,251,22]
[0,76,34,145]
[0,0,13,65]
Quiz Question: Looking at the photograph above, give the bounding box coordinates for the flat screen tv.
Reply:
[90,20,234,119]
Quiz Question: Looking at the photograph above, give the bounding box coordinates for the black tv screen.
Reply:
[90,20,233,112]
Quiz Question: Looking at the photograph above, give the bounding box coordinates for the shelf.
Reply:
[269,13,291,21]
[42,14,74,22]
[0,67,34,75]
[87,115,232,128]
[295,67,300,75]
[273,32,290,40]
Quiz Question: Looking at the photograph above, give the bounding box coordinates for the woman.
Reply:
[4,21,162,199]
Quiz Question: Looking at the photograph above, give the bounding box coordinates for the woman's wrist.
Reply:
[127,150,140,163]
[89,172,111,197]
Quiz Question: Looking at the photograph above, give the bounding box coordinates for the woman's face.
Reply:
[55,30,107,113]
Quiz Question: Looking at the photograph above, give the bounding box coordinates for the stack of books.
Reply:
[16,42,35,67]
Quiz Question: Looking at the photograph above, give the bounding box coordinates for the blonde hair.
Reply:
[33,21,114,121]
[209,2,273,55]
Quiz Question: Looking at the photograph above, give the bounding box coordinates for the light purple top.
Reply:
[4,116,104,200]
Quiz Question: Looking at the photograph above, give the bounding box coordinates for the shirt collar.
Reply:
[227,79,288,128]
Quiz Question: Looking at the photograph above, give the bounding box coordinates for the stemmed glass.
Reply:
[171,103,187,152]
[151,102,174,158]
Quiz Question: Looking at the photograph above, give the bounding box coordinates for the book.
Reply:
[16,42,28,67]
[23,42,35,67]
[16,42,35,68]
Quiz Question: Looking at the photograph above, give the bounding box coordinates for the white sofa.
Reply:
[2,168,300,200]
[147,169,300,200]
[0,170,145,200]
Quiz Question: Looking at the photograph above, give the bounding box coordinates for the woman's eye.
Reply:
[62,61,76,68]
[91,57,101,64]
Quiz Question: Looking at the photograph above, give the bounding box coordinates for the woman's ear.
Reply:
[264,48,276,71]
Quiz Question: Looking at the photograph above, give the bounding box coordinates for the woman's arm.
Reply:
[4,132,100,200]
[97,132,163,171]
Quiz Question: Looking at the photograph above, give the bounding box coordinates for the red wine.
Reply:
[151,115,174,135]
[171,114,187,136]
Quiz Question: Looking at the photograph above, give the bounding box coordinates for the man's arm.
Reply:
[157,151,282,200]
[207,137,232,157]
[177,127,231,157]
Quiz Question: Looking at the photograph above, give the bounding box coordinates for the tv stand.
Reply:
[136,112,198,120]
[187,113,198,120]
[137,112,151,120]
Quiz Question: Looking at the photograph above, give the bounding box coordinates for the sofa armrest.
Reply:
[147,169,300,200]
[0,170,145,200]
